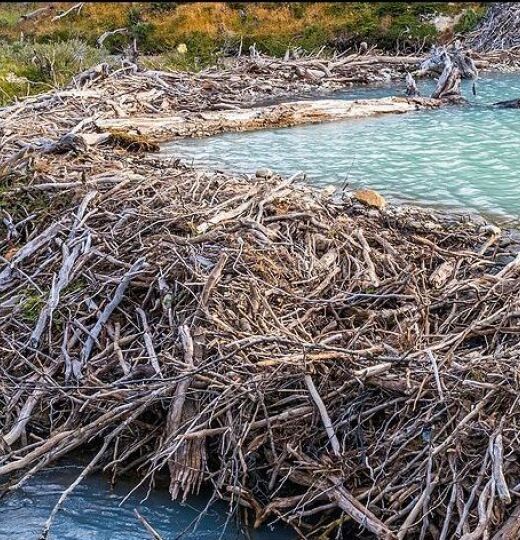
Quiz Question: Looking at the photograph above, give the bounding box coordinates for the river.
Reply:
[162,71,520,224]
[0,461,294,539]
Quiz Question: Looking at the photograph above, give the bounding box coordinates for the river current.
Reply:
[1,462,293,539]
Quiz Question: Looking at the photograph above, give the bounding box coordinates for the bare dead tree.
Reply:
[466,2,520,52]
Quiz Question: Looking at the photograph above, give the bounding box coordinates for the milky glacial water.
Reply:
[162,72,520,223]
[0,462,293,540]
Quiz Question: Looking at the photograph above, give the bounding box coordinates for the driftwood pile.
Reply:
[466,3,520,53]
[67,48,490,113]
[68,51,424,113]
[403,41,479,100]
[1,62,520,540]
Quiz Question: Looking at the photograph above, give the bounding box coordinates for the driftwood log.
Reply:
[493,97,520,108]
[94,96,440,141]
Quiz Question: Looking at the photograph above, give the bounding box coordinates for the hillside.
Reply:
[0,2,485,56]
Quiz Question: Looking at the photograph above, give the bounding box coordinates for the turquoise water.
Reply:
[0,462,293,539]
[163,72,520,223]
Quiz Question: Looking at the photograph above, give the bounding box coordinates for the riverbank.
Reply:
[2,58,520,540]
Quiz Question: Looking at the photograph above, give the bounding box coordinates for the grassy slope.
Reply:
[0,2,486,54]
[0,2,486,104]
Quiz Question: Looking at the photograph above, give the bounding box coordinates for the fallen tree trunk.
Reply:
[493,97,520,108]
[414,41,478,100]
[95,96,441,141]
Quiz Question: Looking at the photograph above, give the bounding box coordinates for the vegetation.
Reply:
[454,4,488,34]
[0,2,486,104]
[0,39,108,104]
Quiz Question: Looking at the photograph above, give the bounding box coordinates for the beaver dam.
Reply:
[1,50,520,540]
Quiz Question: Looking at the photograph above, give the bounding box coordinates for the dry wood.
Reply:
[1,51,520,540]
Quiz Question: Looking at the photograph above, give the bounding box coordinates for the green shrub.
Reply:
[245,34,294,57]
[0,39,109,104]
[299,24,332,53]
[125,7,156,52]
[454,7,486,34]
[410,3,446,17]
[150,2,179,12]
[373,14,438,51]
[226,2,247,10]
[376,2,410,17]
[289,3,307,20]
[162,31,219,71]
[325,3,351,17]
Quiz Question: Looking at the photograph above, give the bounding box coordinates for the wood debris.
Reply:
[0,56,520,540]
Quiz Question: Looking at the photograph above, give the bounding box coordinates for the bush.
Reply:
[289,3,307,20]
[120,7,156,53]
[226,2,247,10]
[411,3,447,17]
[19,40,107,83]
[299,24,332,53]
[0,39,109,104]
[162,31,219,71]
[376,3,410,18]
[150,2,179,13]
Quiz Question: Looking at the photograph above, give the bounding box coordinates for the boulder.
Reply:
[255,167,274,179]
[353,189,386,209]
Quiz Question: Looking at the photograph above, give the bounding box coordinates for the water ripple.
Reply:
[162,72,520,223]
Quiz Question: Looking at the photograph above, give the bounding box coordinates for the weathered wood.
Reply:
[51,3,84,22]
[96,96,441,141]
[1,46,520,540]
[79,258,146,369]
[493,97,520,108]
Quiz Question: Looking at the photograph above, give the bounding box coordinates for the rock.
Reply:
[255,167,274,179]
[81,132,111,146]
[407,220,441,232]
[306,69,326,80]
[430,13,463,34]
[430,261,455,289]
[353,189,386,209]
[422,221,442,231]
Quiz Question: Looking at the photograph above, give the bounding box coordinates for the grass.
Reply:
[20,292,45,322]
[0,3,484,55]
[0,39,109,105]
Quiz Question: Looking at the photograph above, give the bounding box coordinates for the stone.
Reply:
[480,224,502,236]
[353,189,386,209]
[255,167,274,179]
